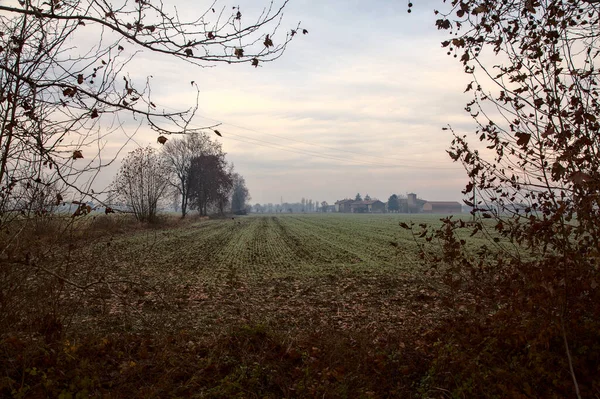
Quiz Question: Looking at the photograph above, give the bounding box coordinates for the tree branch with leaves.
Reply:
[406,0,600,396]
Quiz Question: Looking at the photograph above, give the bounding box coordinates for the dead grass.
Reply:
[1,322,433,398]
[0,214,445,397]
[3,214,596,398]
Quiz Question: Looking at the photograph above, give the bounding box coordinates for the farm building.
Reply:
[350,200,386,213]
[334,194,454,214]
[335,199,354,213]
[389,194,427,213]
[422,201,462,214]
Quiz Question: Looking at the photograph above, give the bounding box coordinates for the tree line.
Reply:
[251,193,412,213]
[251,198,321,214]
[111,133,250,222]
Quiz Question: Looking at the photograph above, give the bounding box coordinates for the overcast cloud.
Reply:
[87,0,479,204]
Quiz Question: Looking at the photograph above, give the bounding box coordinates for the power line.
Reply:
[153,102,463,170]
[192,112,450,165]
[222,133,407,168]
[222,129,463,169]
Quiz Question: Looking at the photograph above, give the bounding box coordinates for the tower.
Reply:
[407,193,417,213]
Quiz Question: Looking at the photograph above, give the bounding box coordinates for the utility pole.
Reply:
[472,176,476,222]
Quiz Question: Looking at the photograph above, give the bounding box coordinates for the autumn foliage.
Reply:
[405,0,600,396]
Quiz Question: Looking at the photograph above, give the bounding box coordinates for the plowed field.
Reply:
[76,214,456,335]
[4,213,477,398]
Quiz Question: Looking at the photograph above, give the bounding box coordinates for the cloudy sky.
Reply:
[96,0,478,205]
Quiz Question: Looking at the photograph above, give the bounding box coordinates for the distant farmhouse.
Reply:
[334,193,462,214]
[335,199,353,213]
[404,193,426,213]
[350,200,386,213]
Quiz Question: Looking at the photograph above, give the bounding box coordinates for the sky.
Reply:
[89,0,478,205]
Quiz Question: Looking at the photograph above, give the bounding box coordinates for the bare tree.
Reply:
[188,152,232,216]
[231,173,250,214]
[112,146,170,222]
[0,0,301,225]
[215,163,235,215]
[162,132,221,217]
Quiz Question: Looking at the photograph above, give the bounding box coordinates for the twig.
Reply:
[561,315,582,399]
